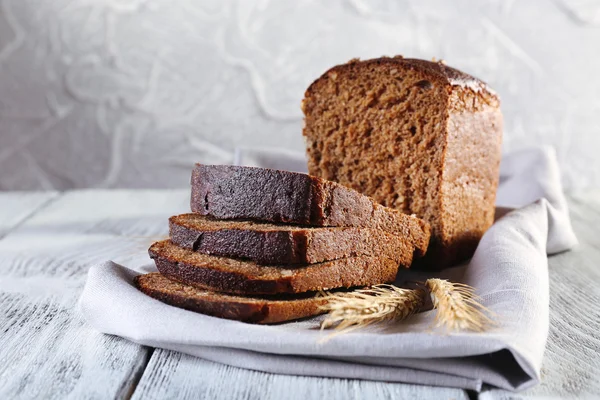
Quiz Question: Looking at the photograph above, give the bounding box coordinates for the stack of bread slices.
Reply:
[135,164,431,324]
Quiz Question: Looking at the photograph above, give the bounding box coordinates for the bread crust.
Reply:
[304,56,495,99]
[149,240,409,295]
[134,273,327,324]
[190,164,430,257]
[170,214,414,265]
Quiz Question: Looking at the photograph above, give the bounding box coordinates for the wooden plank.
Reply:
[480,192,600,399]
[14,189,189,236]
[131,349,469,400]
[0,189,187,399]
[0,191,58,238]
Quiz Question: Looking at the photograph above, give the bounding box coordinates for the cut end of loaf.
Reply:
[303,57,450,220]
[302,57,502,268]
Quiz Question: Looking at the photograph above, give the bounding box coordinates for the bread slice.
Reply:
[135,272,326,324]
[149,239,410,295]
[302,57,503,268]
[190,164,430,257]
[170,213,413,265]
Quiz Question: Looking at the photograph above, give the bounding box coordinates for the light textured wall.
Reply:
[0,0,599,190]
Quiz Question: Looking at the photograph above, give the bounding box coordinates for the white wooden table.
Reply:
[0,190,599,400]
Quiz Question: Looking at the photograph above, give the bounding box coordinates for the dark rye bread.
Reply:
[190,164,430,257]
[302,56,503,268]
[135,273,326,324]
[170,213,412,265]
[149,239,411,295]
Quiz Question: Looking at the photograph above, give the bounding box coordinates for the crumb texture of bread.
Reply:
[169,213,413,265]
[302,57,503,267]
[149,239,409,295]
[190,164,430,256]
[134,272,326,324]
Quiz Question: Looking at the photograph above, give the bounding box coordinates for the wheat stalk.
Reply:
[319,284,425,334]
[425,278,494,332]
[319,279,493,336]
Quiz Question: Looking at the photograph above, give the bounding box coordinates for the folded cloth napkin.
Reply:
[79,146,577,392]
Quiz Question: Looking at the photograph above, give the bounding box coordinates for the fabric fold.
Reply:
[79,146,576,392]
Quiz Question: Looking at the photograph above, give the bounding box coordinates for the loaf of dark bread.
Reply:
[302,57,503,268]
[135,272,327,324]
[149,239,410,295]
[170,213,413,265]
[190,164,430,257]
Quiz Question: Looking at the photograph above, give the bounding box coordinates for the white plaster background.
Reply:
[0,0,599,190]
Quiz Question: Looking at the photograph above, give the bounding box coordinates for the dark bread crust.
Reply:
[190,164,430,257]
[302,56,502,268]
[134,272,326,324]
[305,56,494,99]
[170,213,413,265]
[149,240,410,295]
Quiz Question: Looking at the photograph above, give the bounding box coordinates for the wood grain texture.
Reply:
[480,192,600,399]
[0,191,58,238]
[0,190,187,399]
[131,349,469,400]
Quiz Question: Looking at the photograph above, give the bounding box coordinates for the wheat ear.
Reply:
[319,284,424,334]
[425,278,494,332]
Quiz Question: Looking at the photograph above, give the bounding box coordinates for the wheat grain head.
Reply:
[425,278,494,332]
[319,284,425,334]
